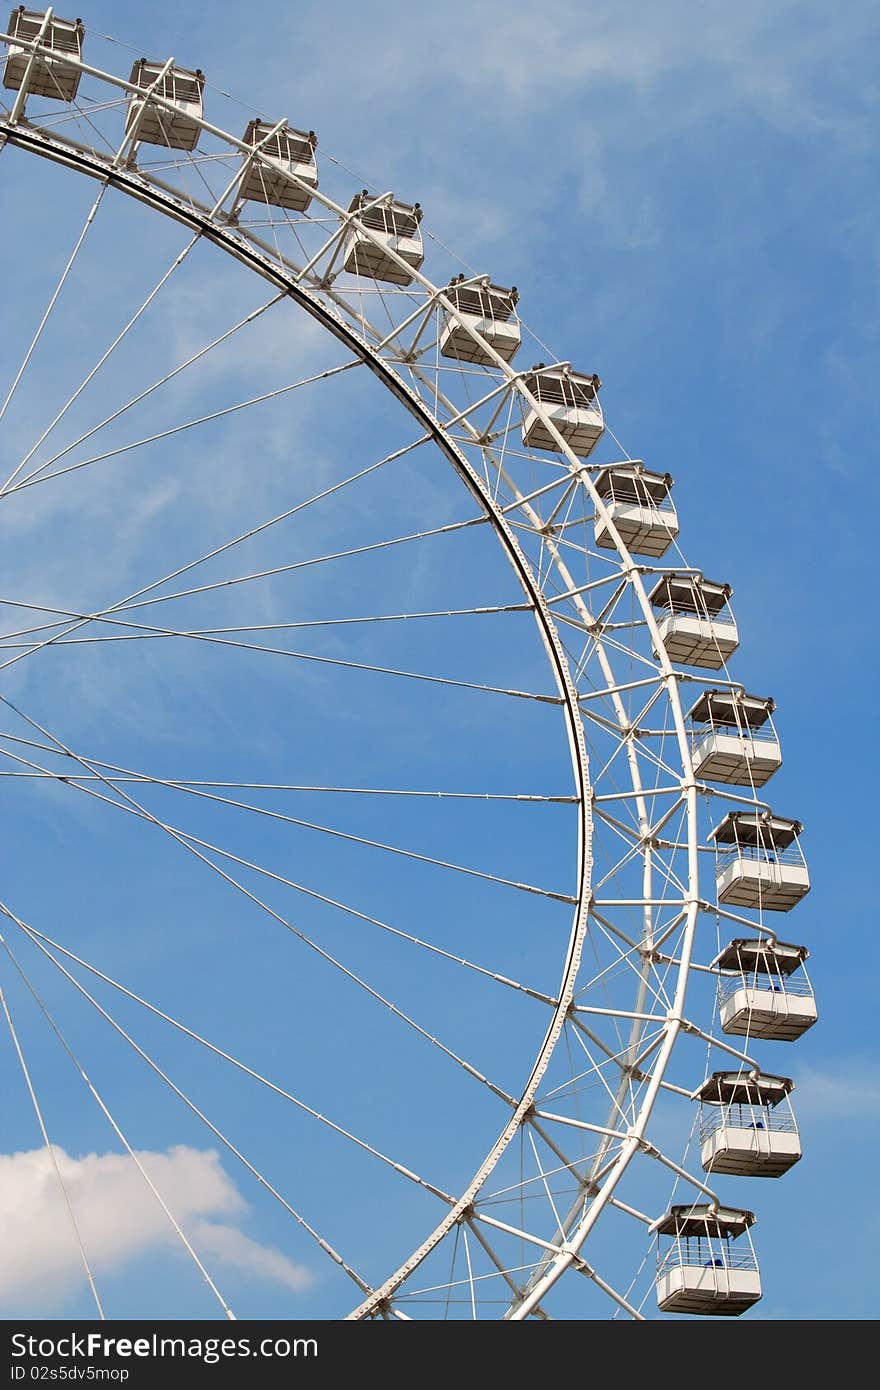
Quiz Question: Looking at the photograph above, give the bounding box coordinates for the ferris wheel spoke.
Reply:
[110,787,575,906]
[0,747,573,803]
[6,357,362,498]
[3,911,375,1300]
[0,925,238,1320]
[0,512,487,678]
[0,707,521,1108]
[542,475,583,543]
[0,737,560,1008]
[0,731,575,903]
[11,289,287,492]
[108,516,488,616]
[469,1209,569,1260]
[60,627,564,705]
[575,923,648,992]
[0,182,107,430]
[0,600,533,649]
[45,90,121,157]
[0,980,105,1319]
[607,677,669,742]
[106,430,431,608]
[0,589,565,707]
[9,907,455,1215]
[0,614,70,646]
[1,231,203,496]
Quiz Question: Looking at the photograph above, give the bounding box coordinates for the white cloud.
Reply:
[193,1220,312,1292]
[0,1144,312,1307]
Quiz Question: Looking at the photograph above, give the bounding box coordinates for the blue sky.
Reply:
[0,0,877,1320]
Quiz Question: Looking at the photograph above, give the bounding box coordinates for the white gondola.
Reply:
[439,276,520,365]
[3,7,83,100]
[649,574,738,668]
[521,365,603,456]
[697,1072,801,1177]
[342,192,424,286]
[593,462,678,557]
[238,121,317,211]
[688,689,782,786]
[714,938,817,1040]
[711,810,810,911]
[125,59,205,152]
[653,1205,761,1316]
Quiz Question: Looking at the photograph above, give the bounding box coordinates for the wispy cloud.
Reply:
[792,1059,880,1123]
[0,1144,311,1308]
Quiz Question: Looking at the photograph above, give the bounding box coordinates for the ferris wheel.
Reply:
[0,8,816,1321]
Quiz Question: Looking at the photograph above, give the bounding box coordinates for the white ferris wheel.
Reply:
[0,8,816,1321]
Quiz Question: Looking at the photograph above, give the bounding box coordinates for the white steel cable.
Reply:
[0,926,237,1320]
[7,913,379,1295]
[0,434,435,678]
[4,357,361,497]
[0,699,520,1106]
[0,738,559,1005]
[7,912,456,1208]
[0,981,105,1318]
[12,290,288,490]
[0,232,203,495]
[0,182,106,427]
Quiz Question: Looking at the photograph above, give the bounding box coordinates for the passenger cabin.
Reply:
[653,1205,760,1316]
[697,1071,801,1177]
[3,7,84,100]
[125,59,205,152]
[440,277,520,365]
[711,811,809,911]
[688,689,781,786]
[649,574,738,669]
[714,938,817,1040]
[593,462,678,557]
[521,365,604,456]
[343,192,424,286]
[239,121,317,211]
